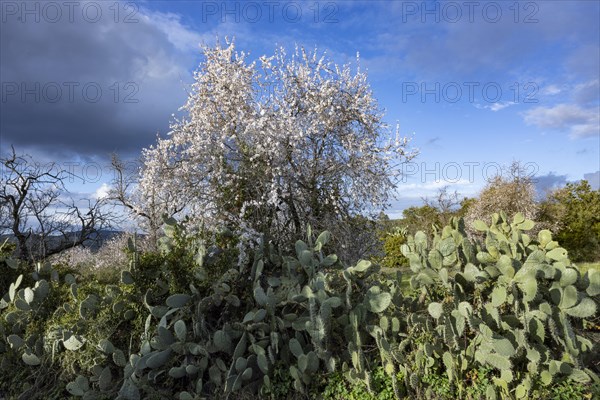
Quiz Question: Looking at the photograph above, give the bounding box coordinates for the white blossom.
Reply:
[139,40,416,255]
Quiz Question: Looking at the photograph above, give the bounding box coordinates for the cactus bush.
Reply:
[0,214,598,400]
[399,213,599,399]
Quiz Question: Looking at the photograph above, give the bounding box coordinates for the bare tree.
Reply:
[107,153,184,249]
[421,186,463,227]
[0,147,116,262]
[464,161,540,238]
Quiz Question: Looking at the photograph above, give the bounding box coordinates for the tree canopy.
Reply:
[138,41,414,260]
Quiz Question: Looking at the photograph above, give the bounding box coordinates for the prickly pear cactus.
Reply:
[400,213,599,398]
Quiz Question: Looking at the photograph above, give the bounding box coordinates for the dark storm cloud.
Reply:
[533,172,568,198]
[584,171,600,190]
[0,1,204,162]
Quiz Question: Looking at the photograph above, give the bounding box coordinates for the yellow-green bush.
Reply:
[380,228,409,269]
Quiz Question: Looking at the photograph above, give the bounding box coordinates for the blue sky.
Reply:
[1,0,599,217]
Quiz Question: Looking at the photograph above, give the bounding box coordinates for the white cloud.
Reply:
[143,12,205,53]
[93,183,111,200]
[475,101,516,112]
[399,179,471,192]
[573,79,600,105]
[540,84,563,96]
[523,104,600,138]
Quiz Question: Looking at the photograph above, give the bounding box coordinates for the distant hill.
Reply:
[0,229,139,253]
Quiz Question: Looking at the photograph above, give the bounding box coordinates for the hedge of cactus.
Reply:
[0,213,598,399]
[398,212,599,398]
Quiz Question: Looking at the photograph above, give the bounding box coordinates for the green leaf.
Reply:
[321,254,338,267]
[540,370,552,386]
[179,392,194,400]
[550,360,572,376]
[518,279,538,302]
[415,231,428,247]
[253,308,267,323]
[485,353,511,370]
[64,273,76,285]
[323,297,342,309]
[99,366,112,391]
[560,268,578,287]
[491,286,507,307]
[315,231,331,248]
[112,301,126,313]
[537,230,552,246]
[166,294,191,308]
[439,237,456,257]
[254,286,268,306]
[34,279,49,300]
[477,252,497,265]
[569,369,591,383]
[119,378,140,400]
[529,318,545,343]
[146,349,172,369]
[560,285,578,309]
[299,250,313,266]
[174,320,187,342]
[586,269,600,296]
[547,247,568,261]
[298,354,308,372]
[501,369,514,383]
[121,271,134,285]
[98,339,114,354]
[22,352,41,366]
[113,349,127,367]
[257,353,269,374]
[517,219,535,231]
[241,367,252,380]
[458,302,473,317]
[472,220,488,232]
[242,311,254,324]
[14,298,31,311]
[7,334,24,349]
[365,289,392,313]
[486,385,497,400]
[295,240,308,257]
[513,212,525,225]
[428,250,443,269]
[353,260,372,273]
[23,287,34,304]
[233,332,247,360]
[493,337,516,357]
[565,298,597,318]
[63,335,85,351]
[6,258,18,269]
[169,366,186,379]
[515,384,527,399]
[428,302,443,319]
[289,338,303,358]
[214,330,231,352]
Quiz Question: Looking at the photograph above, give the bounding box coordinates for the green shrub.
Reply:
[399,212,599,399]
[380,228,410,269]
[320,367,405,400]
[0,214,598,400]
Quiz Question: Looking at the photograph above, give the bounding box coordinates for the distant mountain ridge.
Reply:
[1,229,140,253]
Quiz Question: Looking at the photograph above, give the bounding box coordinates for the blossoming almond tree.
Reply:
[139,40,415,262]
